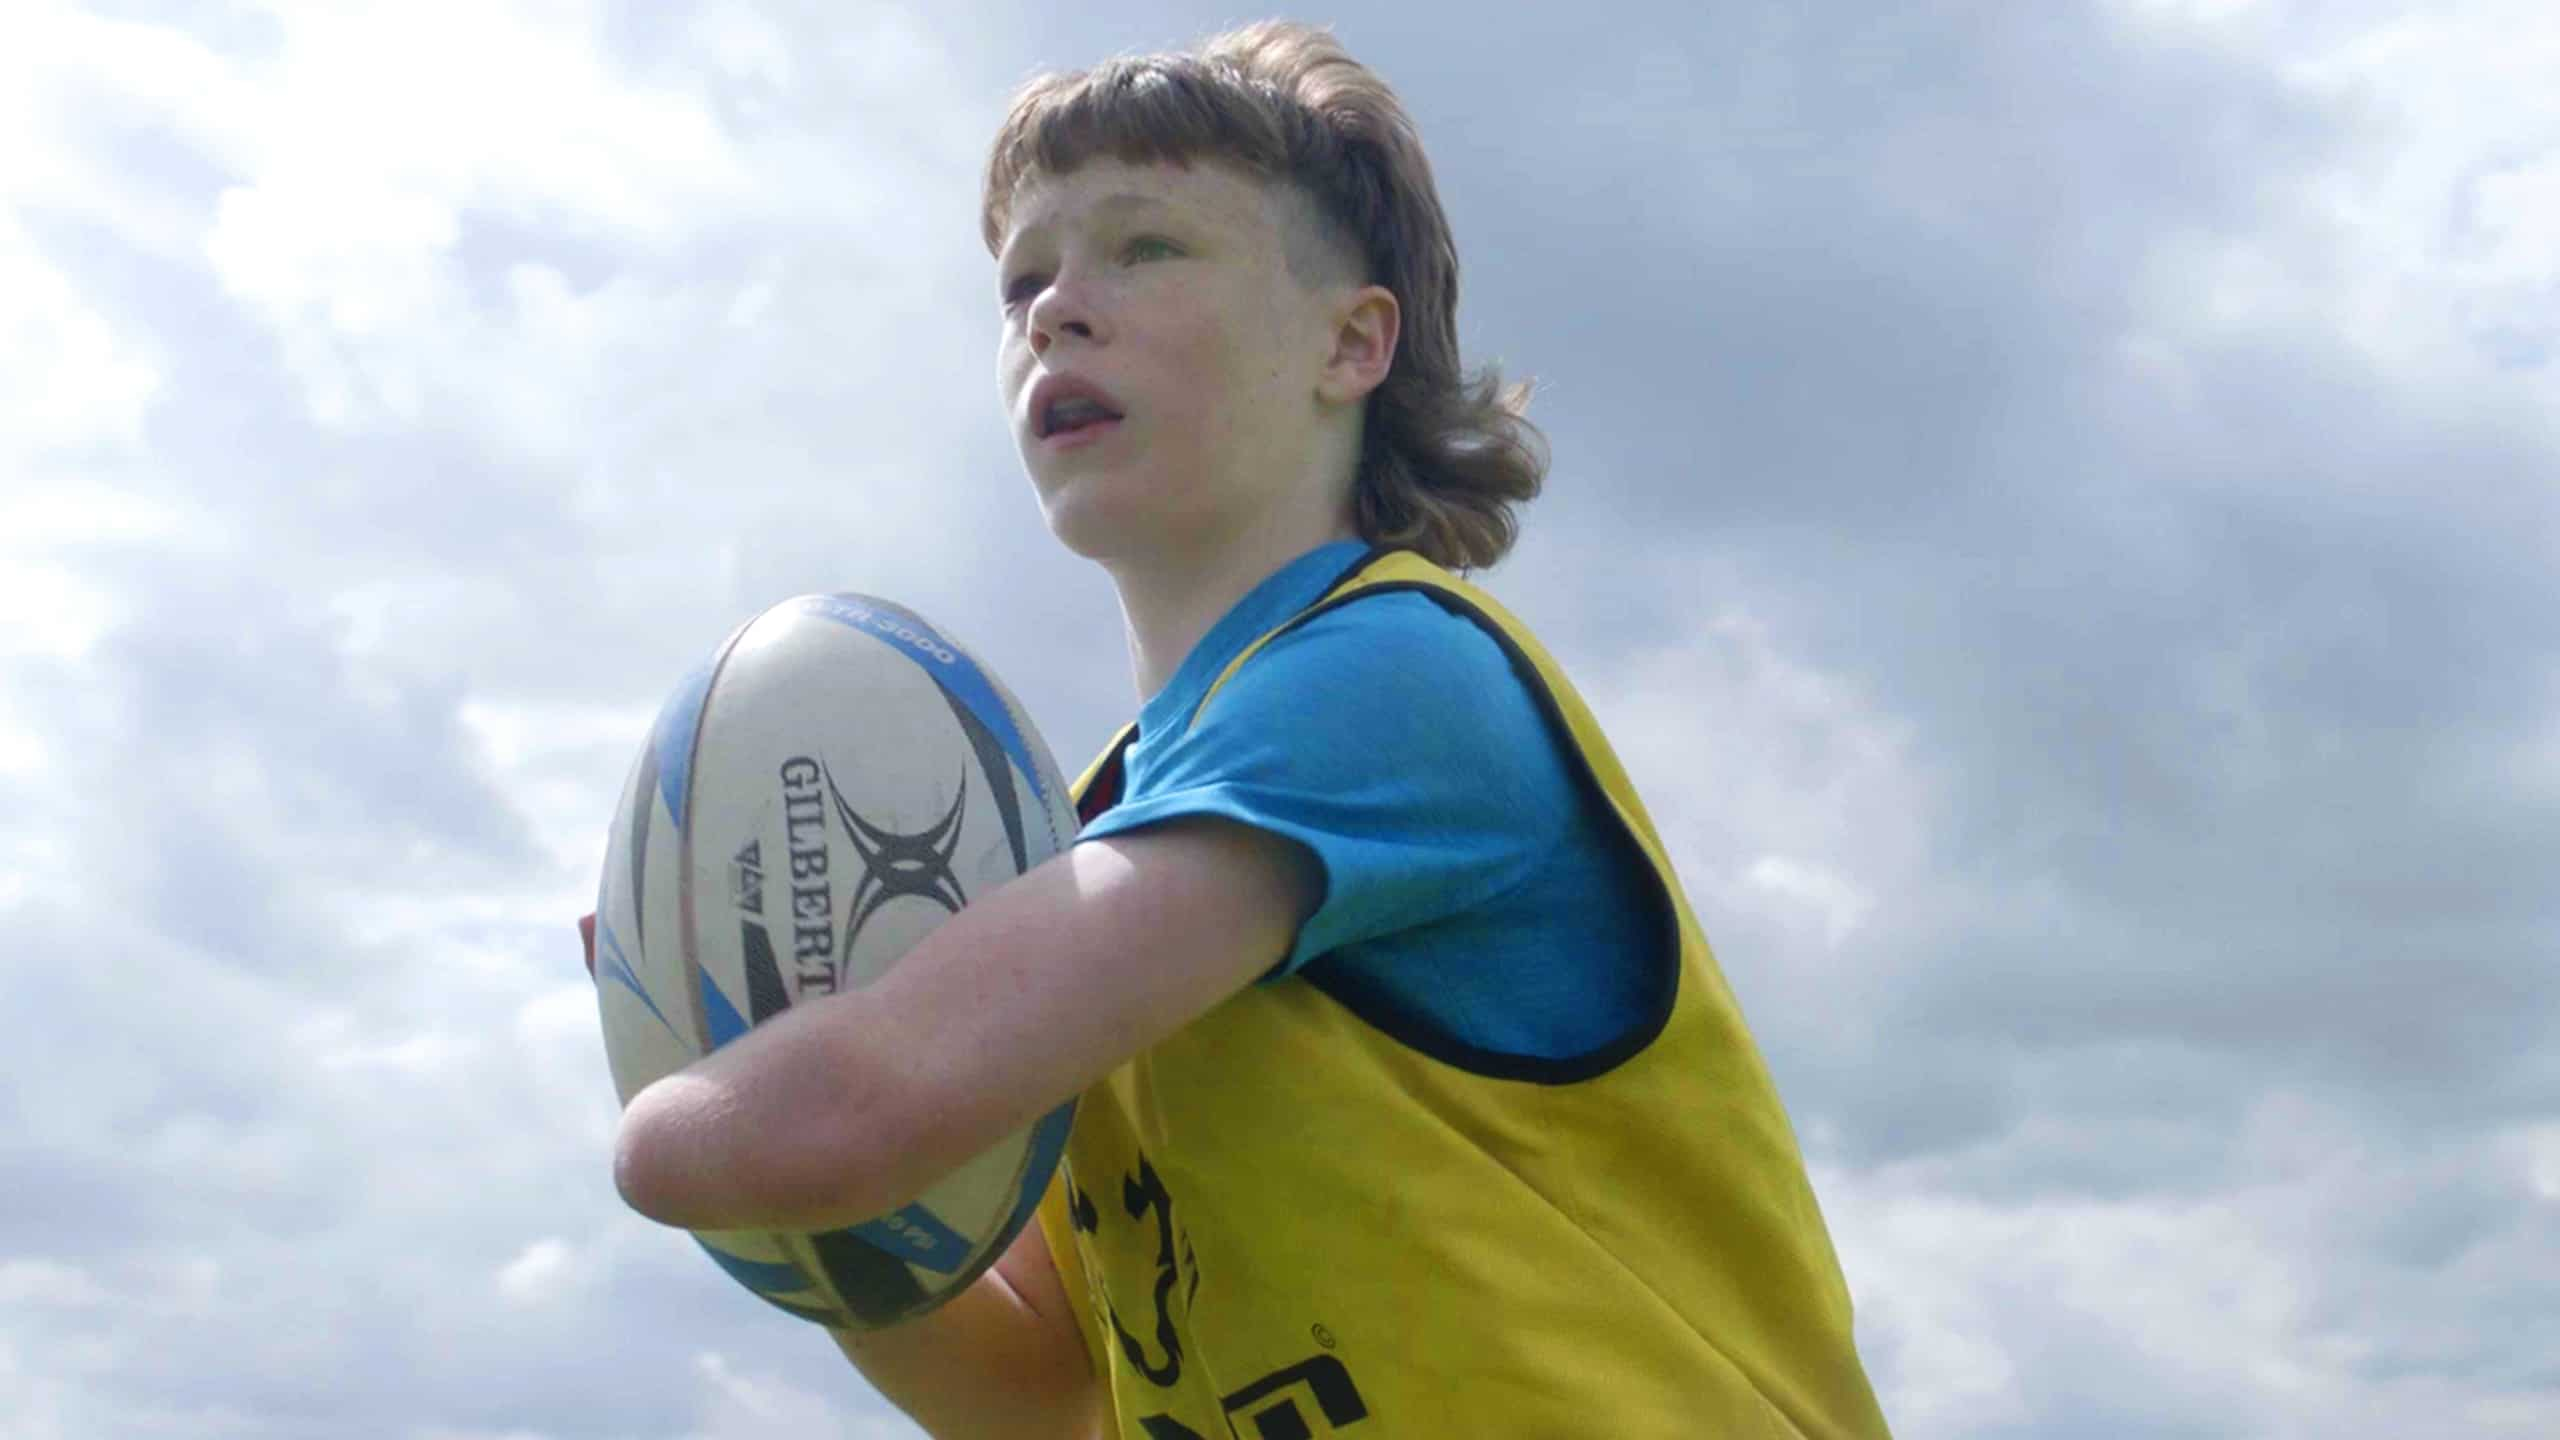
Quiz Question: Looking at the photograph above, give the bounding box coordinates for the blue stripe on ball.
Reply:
[694,1237,811,1295]
[796,595,1051,807]
[649,657,717,827]
[850,1201,974,1274]
[697,969,750,1049]
[595,922,678,1038]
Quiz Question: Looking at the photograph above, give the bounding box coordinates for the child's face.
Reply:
[995,158,1347,566]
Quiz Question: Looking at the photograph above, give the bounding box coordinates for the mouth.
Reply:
[1039,412,1122,451]
[1029,375,1127,443]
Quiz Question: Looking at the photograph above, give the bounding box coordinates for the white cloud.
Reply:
[2117,0,2560,405]
[0,1339,80,1440]
[496,1238,579,1307]
[1579,601,1938,1011]
[458,697,660,879]
[183,1,751,436]
[1820,1083,2560,1436]
[0,222,160,454]
[2518,1125,2560,1204]
[1745,854,1877,949]
[0,710,42,780]
[0,561,114,660]
[310,1025,467,1077]
[0,4,986,1432]
[686,1351,915,1439]
[0,1260,111,1309]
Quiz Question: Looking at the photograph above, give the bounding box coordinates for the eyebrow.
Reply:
[1001,192,1179,261]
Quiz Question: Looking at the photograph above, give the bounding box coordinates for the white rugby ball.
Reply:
[591,592,1079,1329]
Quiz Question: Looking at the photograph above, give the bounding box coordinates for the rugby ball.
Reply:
[591,592,1079,1329]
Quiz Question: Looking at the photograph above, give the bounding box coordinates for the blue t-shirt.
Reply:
[1075,540,1657,1061]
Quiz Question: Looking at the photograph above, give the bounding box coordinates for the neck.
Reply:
[1105,510,1359,704]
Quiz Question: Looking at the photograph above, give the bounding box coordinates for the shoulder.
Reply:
[1189,585,1573,826]
[1208,587,1531,727]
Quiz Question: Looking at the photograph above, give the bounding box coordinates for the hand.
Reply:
[579,912,597,979]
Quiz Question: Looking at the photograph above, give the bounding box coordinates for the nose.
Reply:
[1026,275,1101,356]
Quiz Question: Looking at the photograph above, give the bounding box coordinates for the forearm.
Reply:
[612,845,1110,1232]
[831,1228,1104,1440]
[613,822,1306,1233]
[611,983,995,1232]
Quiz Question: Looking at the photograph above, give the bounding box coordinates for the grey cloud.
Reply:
[9,2,2557,1436]
[37,559,535,970]
[1391,0,2560,1126]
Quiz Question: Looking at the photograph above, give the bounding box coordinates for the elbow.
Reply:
[612,1073,750,1229]
[612,1083,686,1226]
[611,1072,908,1233]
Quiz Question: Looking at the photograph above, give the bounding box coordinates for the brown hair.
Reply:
[981,21,1546,573]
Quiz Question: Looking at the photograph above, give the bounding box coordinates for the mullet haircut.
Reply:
[981,20,1546,573]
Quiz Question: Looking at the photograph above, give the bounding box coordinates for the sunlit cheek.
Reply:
[995,344,1032,429]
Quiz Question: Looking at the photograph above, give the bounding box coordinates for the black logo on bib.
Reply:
[1069,1152,1370,1437]
[1212,1356,1369,1439]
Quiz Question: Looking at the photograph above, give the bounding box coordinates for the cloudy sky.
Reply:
[4,0,2555,1435]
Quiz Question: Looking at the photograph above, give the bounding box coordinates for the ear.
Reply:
[1316,284,1399,407]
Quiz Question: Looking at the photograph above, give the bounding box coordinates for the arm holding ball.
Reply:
[608,815,1320,1438]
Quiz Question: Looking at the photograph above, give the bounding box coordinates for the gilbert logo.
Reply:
[822,758,969,953]
[763,754,970,994]
[775,757,837,991]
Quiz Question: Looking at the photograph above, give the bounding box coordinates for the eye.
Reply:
[1122,235,1181,264]
[1000,271,1047,308]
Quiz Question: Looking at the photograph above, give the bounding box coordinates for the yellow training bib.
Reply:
[1038,549,1891,1438]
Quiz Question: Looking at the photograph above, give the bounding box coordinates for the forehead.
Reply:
[999,158,1281,254]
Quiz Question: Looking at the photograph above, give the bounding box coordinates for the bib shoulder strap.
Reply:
[1192,548,1456,719]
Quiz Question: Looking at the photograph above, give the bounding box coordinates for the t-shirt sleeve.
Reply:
[1074,591,1578,977]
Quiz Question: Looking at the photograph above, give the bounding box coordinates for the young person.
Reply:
[603,21,1891,1439]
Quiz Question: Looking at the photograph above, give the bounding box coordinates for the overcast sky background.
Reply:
[3,0,2555,1436]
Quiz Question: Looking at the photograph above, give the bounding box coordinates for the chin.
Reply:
[1040,487,1213,572]
[1036,483,1146,564]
